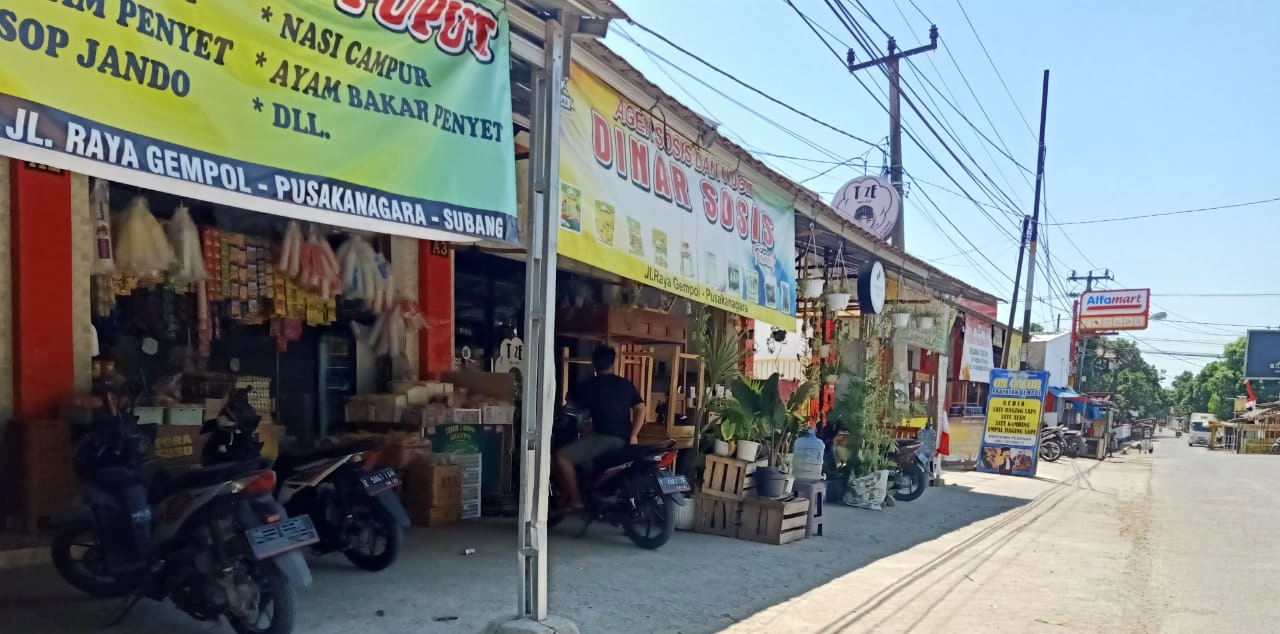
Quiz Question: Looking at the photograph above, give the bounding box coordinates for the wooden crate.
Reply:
[692,493,741,538]
[701,454,756,501]
[739,497,810,545]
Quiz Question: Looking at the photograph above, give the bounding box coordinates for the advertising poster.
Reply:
[976,369,1048,477]
[0,0,517,242]
[959,316,994,383]
[558,62,798,328]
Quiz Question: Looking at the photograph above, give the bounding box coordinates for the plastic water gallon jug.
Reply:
[793,428,825,482]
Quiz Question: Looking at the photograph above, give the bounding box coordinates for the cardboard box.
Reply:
[166,406,206,426]
[402,461,461,507]
[408,503,461,527]
[154,425,206,466]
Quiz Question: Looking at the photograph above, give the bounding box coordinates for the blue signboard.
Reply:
[976,369,1049,477]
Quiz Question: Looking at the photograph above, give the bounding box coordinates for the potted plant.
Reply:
[798,226,825,299]
[825,279,852,312]
[910,305,940,330]
[689,306,744,459]
[714,374,816,495]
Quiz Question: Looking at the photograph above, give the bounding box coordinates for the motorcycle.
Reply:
[887,437,929,502]
[1039,425,1065,462]
[1062,428,1087,458]
[202,387,411,571]
[547,406,691,549]
[1271,438,1280,455]
[51,392,315,634]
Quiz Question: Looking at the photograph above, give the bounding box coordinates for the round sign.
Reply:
[494,337,524,374]
[831,175,901,241]
[857,260,886,314]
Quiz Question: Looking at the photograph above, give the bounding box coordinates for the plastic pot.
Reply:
[918,316,934,329]
[800,278,826,299]
[736,440,762,461]
[825,292,852,312]
[754,466,793,498]
[673,495,696,531]
[892,312,911,328]
[713,439,731,456]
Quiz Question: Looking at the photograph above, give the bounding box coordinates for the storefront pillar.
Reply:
[418,240,454,378]
[9,160,75,421]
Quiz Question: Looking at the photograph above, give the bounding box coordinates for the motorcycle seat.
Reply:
[152,458,272,501]
[278,439,380,465]
[593,440,675,469]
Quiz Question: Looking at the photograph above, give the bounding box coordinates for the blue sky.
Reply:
[600,0,1280,382]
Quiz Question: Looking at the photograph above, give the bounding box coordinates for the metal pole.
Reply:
[1018,70,1050,367]
[1001,215,1030,368]
[517,14,570,621]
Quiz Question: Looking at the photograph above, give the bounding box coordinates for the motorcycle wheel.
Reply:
[50,518,137,598]
[892,463,928,502]
[227,561,296,634]
[622,493,675,550]
[1065,438,1083,458]
[1039,440,1063,462]
[343,504,402,572]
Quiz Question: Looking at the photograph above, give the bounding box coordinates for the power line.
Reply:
[1048,195,1280,225]
[1166,319,1275,329]
[1155,292,1280,298]
[951,0,1036,139]
[626,19,882,148]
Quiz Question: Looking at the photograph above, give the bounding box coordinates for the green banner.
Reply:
[0,0,516,242]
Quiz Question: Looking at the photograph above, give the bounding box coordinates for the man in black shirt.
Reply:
[556,345,646,511]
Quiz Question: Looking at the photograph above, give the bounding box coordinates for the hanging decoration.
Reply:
[89,178,115,274]
[798,223,824,299]
[113,195,175,278]
[824,242,852,312]
[277,221,342,298]
[166,203,207,284]
[336,235,396,313]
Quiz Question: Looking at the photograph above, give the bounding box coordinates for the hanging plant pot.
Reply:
[892,312,911,328]
[800,278,826,299]
[736,440,762,461]
[825,292,852,312]
[713,439,731,456]
[918,316,935,329]
[826,374,839,385]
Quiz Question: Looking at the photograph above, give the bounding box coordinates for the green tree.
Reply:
[1081,338,1169,418]
[1168,335,1277,421]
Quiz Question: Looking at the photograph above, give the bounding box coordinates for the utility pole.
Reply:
[1001,215,1031,368]
[1068,269,1114,389]
[847,26,937,249]
[1018,70,1050,370]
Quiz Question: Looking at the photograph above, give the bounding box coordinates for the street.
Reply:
[2,431,1276,633]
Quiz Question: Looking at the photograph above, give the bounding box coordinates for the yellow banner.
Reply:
[557,62,798,328]
[0,0,516,241]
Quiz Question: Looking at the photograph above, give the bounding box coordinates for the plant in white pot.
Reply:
[825,280,852,312]
[798,225,825,299]
[909,305,941,330]
[715,373,817,497]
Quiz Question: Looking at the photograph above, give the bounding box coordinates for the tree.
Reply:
[1167,336,1277,420]
[1081,338,1169,419]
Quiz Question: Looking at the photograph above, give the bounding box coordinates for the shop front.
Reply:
[1,0,517,531]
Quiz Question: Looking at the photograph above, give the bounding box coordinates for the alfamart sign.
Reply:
[1078,288,1151,332]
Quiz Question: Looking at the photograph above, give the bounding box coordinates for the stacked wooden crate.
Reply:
[692,454,755,538]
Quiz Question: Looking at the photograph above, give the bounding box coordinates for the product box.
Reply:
[402,461,461,508]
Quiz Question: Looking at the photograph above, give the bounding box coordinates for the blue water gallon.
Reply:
[793,428,825,482]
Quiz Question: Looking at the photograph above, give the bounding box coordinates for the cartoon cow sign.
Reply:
[831,175,900,241]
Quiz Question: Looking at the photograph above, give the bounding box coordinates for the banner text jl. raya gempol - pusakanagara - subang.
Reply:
[0,0,516,242]
[558,62,798,328]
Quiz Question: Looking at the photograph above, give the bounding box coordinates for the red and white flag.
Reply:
[938,410,951,456]
[1246,380,1258,410]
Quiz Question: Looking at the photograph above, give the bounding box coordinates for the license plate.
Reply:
[360,468,401,495]
[245,515,320,560]
[657,474,690,494]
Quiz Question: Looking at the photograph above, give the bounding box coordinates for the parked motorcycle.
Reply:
[51,389,315,634]
[887,437,929,502]
[1039,426,1064,462]
[547,406,690,549]
[202,387,411,571]
[1062,428,1087,458]
[1271,438,1280,455]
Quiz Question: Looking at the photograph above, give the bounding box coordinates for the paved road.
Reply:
[4,431,1277,633]
[719,431,1280,634]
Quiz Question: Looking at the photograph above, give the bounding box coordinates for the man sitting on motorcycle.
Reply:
[555,345,646,513]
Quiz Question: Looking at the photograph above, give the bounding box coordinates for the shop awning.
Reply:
[1049,386,1082,399]
[0,1,519,244]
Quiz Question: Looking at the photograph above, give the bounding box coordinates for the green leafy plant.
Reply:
[831,315,896,479]
[714,374,815,450]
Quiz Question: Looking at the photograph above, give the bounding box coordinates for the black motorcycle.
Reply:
[1039,425,1065,462]
[52,392,315,634]
[547,406,690,550]
[202,388,410,571]
[1062,427,1087,458]
[887,437,929,502]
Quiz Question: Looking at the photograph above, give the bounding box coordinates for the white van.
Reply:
[1188,413,1216,446]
